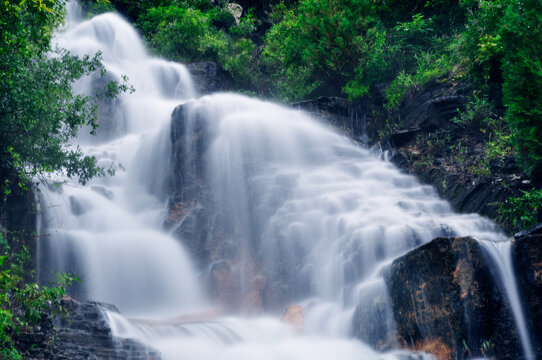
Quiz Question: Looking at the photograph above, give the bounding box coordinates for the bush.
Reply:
[499,188,542,232]
[499,0,542,177]
[0,238,79,359]
[139,6,228,62]
[263,0,385,100]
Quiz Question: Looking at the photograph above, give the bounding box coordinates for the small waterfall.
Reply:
[479,240,535,360]
[39,5,204,316]
[35,2,533,360]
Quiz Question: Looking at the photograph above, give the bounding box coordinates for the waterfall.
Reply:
[36,3,531,360]
[479,241,535,360]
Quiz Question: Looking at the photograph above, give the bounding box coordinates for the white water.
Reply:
[479,241,535,360]
[36,3,528,360]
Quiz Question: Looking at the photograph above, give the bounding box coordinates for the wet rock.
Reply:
[381,78,529,232]
[513,225,542,356]
[210,260,241,310]
[282,305,304,334]
[352,280,397,351]
[385,237,522,360]
[409,165,526,226]
[185,62,234,94]
[15,299,160,359]
[292,97,368,143]
[169,103,271,312]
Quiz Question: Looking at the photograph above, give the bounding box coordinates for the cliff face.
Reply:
[295,79,530,232]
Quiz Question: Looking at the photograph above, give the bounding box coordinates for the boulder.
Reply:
[513,225,542,356]
[226,3,243,25]
[185,62,235,94]
[385,237,522,360]
[292,96,369,144]
[15,299,160,359]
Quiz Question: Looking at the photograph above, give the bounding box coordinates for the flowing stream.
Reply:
[36,3,533,360]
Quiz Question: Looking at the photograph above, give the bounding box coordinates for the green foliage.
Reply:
[499,188,542,231]
[139,6,227,62]
[139,4,258,88]
[0,241,80,359]
[263,0,386,100]
[79,0,116,16]
[451,95,494,128]
[460,0,542,177]
[499,0,542,177]
[0,0,124,197]
[460,0,505,89]
[385,49,457,109]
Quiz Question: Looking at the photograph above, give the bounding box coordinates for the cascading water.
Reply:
[479,241,535,360]
[36,3,531,360]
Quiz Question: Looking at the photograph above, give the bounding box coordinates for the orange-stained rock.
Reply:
[281,305,303,334]
[414,338,453,360]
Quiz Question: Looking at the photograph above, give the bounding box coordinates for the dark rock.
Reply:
[185,62,235,94]
[514,222,542,239]
[413,166,524,223]
[16,299,161,360]
[352,280,397,351]
[91,72,126,140]
[292,96,369,143]
[380,77,529,232]
[168,103,266,311]
[385,237,522,360]
[513,226,542,356]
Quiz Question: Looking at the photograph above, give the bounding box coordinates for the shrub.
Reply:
[499,188,542,232]
[263,0,385,100]
[0,238,80,359]
[139,6,228,62]
[499,0,542,177]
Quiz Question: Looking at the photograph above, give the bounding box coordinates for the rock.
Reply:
[185,62,235,94]
[385,237,522,360]
[226,3,243,25]
[410,165,525,225]
[352,279,397,351]
[513,226,542,356]
[292,96,369,144]
[15,299,160,359]
[281,305,303,334]
[168,103,270,312]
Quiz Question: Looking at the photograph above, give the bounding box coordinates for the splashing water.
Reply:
[36,3,522,360]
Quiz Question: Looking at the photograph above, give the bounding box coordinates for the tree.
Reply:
[0,0,118,197]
